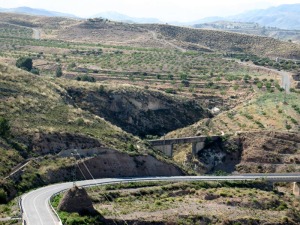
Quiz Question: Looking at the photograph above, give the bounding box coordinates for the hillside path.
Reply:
[32,28,41,39]
[0,21,41,39]
[149,31,186,52]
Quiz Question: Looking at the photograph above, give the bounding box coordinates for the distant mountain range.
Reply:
[93,4,300,29]
[193,4,300,30]
[0,7,77,18]
[1,4,300,29]
[227,4,300,30]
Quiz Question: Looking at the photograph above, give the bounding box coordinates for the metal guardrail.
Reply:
[48,187,75,225]
[18,196,25,225]
[49,194,63,225]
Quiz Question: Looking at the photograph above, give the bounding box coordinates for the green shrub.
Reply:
[167,74,174,80]
[254,120,264,128]
[30,68,40,75]
[75,118,85,126]
[165,88,176,94]
[127,143,135,152]
[244,113,253,120]
[292,105,300,114]
[256,82,263,89]
[76,75,95,82]
[16,57,32,71]
[56,66,63,77]
[98,85,105,94]
[68,62,76,69]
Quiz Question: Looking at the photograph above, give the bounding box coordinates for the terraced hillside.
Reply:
[0,23,264,112]
[168,92,300,137]
[149,24,300,59]
[194,21,300,44]
[54,18,300,59]
[1,12,300,60]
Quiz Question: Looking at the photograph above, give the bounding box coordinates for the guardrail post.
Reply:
[293,182,300,196]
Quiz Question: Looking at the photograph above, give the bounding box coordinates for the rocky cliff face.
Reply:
[67,87,209,137]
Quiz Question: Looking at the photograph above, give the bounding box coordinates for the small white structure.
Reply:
[211,107,221,115]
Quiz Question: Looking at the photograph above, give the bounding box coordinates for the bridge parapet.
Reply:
[149,135,220,157]
[149,135,220,146]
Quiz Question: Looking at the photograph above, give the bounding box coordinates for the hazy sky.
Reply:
[0,0,300,21]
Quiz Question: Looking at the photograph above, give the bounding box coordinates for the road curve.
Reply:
[22,174,300,225]
[236,61,292,93]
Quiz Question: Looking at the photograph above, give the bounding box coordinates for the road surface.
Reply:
[236,60,291,93]
[22,174,300,225]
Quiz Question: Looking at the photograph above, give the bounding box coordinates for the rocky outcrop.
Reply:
[67,87,209,137]
[58,186,96,215]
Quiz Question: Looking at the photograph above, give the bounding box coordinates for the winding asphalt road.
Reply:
[21,174,300,225]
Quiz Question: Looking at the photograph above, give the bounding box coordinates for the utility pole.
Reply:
[71,152,77,187]
[163,133,166,154]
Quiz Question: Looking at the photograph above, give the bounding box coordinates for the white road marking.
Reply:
[33,192,45,225]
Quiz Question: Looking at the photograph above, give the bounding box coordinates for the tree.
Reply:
[0,117,10,137]
[56,66,63,77]
[0,188,7,204]
[16,57,33,71]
